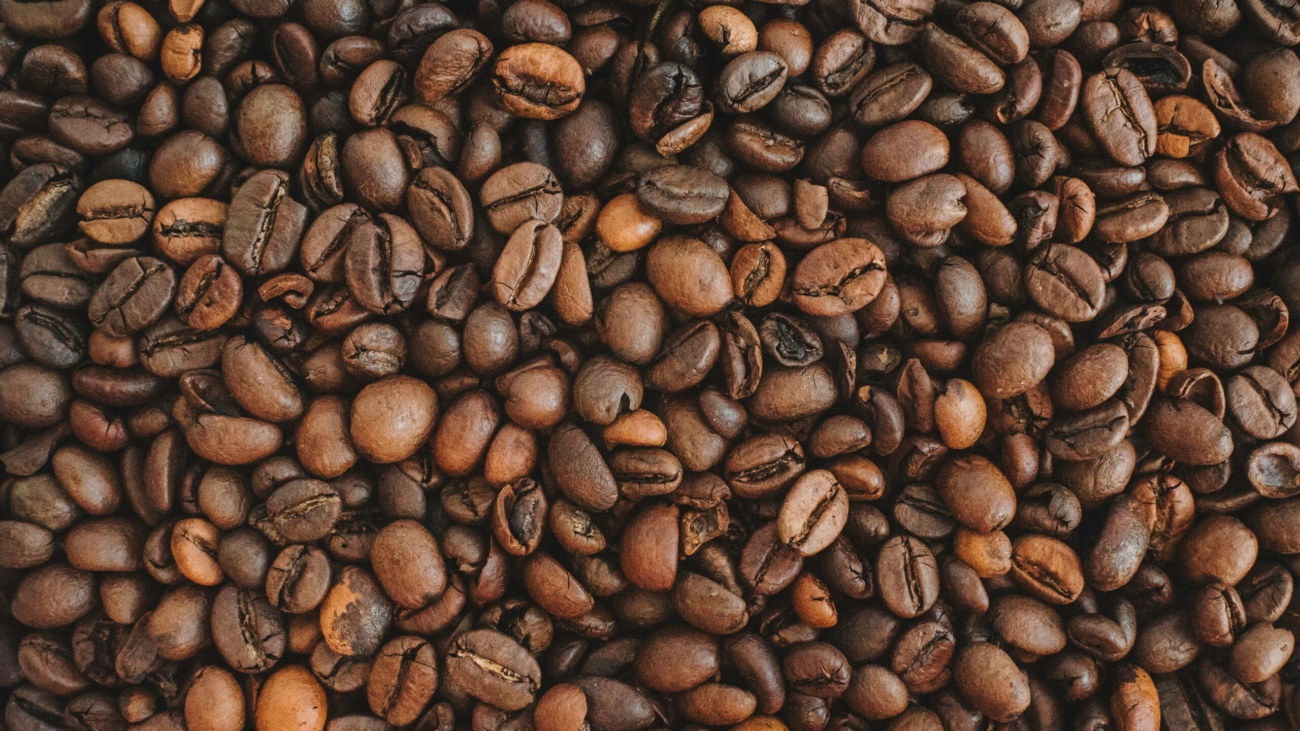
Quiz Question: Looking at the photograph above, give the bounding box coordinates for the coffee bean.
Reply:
[717,52,787,114]
[635,165,728,225]
[412,28,491,105]
[185,666,244,731]
[1083,68,1157,166]
[344,213,424,315]
[492,43,584,120]
[862,121,949,182]
[954,642,1030,722]
[446,629,541,711]
[76,179,154,246]
[919,22,1005,95]
[223,170,307,277]
[1010,533,1084,604]
[1024,244,1106,321]
[876,536,940,618]
[151,199,225,269]
[48,97,133,159]
[792,238,886,316]
[407,167,473,251]
[87,256,176,337]
[175,255,241,331]
[367,636,437,726]
[777,470,848,556]
[481,162,563,234]
[255,666,326,731]
[210,583,285,673]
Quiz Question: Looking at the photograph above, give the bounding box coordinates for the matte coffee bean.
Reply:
[792,238,886,316]
[777,470,848,556]
[345,213,423,315]
[481,162,563,234]
[408,167,473,251]
[445,629,541,711]
[88,257,176,337]
[1214,133,1298,221]
[223,170,307,277]
[211,584,285,673]
[175,255,241,331]
[266,545,330,613]
[1083,69,1156,166]
[367,636,437,726]
[255,666,326,731]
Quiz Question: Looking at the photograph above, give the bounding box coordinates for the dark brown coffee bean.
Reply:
[340,128,410,214]
[367,636,437,726]
[717,52,788,114]
[954,642,1030,722]
[209,584,285,673]
[636,165,728,225]
[972,321,1056,399]
[251,479,341,544]
[791,238,886,317]
[1142,397,1233,465]
[919,22,1005,95]
[1010,534,1084,604]
[174,255,241,331]
[1025,244,1106,322]
[265,544,330,613]
[1214,133,1298,221]
[481,162,563,234]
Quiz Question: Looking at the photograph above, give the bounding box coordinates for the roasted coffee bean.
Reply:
[223,170,307,278]
[368,636,438,726]
[1083,68,1156,166]
[153,197,227,266]
[492,43,584,120]
[87,257,176,337]
[491,220,562,311]
[446,629,541,711]
[481,162,563,234]
[792,238,886,316]
[1214,133,1298,221]
[344,213,423,315]
[877,536,940,618]
[408,167,473,251]
[210,584,285,673]
[717,52,787,114]
[175,255,241,331]
[777,470,848,556]
[635,165,728,225]
[340,128,409,214]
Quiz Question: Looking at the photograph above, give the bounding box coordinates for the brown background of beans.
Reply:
[1,0,1300,730]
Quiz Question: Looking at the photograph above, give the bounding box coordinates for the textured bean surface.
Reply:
[0,2,1299,731]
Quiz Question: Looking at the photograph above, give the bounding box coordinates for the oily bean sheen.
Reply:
[1,2,1298,731]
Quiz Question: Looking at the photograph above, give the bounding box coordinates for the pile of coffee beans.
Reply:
[4,0,1300,728]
